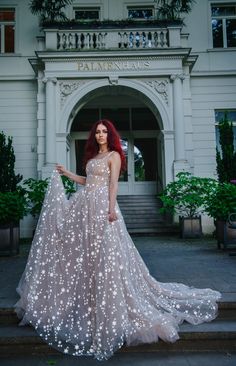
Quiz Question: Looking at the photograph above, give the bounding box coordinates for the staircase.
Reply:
[0,298,235,356]
[117,195,178,234]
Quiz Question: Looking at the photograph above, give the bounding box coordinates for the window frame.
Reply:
[215,109,236,152]
[126,5,154,20]
[73,6,101,21]
[210,1,236,48]
[0,7,16,54]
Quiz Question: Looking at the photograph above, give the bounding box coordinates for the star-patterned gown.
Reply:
[14,151,222,361]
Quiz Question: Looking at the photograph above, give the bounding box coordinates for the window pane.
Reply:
[215,126,236,151]
[119,139,128,182]
[132,108,158,130]
[211,6,236,17]
[75,139,87,176]
[71,108,99,131]
[212,19,223,47]
[5,25,14,53]
[101,108,129,131]
[226,19,236,47]
[134,138,157,181]
[128,8,153,19]
[0,8,15,21]
[215,110,236,123]
[74,10,99,20]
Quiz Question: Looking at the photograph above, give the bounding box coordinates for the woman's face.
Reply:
[95,123,108,147]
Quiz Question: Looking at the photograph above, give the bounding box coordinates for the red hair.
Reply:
[83,119,126,174]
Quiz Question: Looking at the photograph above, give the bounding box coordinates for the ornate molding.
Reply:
[42,77,57,84]
[59,80,88,107]
[144,79,169,104]
[109,75,119,85]
[170,74,185,82]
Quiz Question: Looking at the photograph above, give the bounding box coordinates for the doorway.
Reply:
[70,106,161,195]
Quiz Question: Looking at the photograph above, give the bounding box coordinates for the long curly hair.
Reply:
[83,119,126,174]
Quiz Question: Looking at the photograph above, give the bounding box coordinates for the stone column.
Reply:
[36,70,46,177]
[41,77,57,178]
[170,74,190,177]
[162,130,175,185]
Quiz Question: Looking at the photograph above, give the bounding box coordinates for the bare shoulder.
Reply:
[111,151,120,160]
[108,151,121,166]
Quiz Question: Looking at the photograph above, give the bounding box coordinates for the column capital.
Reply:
[170,73,185,82]
[42,77,57,84]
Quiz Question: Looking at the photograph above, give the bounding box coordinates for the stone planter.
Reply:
[215,219,236,250]
[0,222,20,256]
[179,216,202,239]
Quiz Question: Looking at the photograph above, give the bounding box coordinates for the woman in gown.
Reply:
[14,119,222,361]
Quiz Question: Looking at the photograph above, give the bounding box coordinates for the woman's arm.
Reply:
[108,152,121,222]
[56,164,86,185]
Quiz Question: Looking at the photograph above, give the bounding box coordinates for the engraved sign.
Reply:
[78,60,150,72]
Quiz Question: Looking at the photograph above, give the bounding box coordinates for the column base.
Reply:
[41,164,55,179]
[173,160,191,178]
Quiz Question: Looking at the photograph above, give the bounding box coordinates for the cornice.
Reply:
[35,48,191,62]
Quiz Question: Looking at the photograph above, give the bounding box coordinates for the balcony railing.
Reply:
[43,25,183,51]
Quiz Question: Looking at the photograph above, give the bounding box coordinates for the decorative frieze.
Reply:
[144,79,169,104]
[59,80,88,107]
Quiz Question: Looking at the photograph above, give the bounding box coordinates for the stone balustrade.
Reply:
[44,25,183,51]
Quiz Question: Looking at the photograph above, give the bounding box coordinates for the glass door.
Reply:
[118,135,158,195]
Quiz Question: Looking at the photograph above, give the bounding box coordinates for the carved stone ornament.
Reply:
[144,80,169,104]
[59,80,88,107]
[109,76,119,85]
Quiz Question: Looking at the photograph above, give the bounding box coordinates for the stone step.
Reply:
[127,227,179,234]
[116,195,171,234]
[123,218,164,224]
[120,208,163,214]
[118,201,162,207]
[117,195,173,234]
[0,319,236,356]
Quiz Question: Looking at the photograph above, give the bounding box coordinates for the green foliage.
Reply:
[159,172,217,218]
[23,174,77,217]
[29,0,72,23]
[0,131,27,224]
[204,182,236,221]
[216,111,236,183]
[23,177,50,217]
[155,0,195,20]
[0,131,22,192]
[0,191,27,225]
[61,175,77,195]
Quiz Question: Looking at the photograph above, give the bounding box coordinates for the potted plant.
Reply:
[0,132,27,255]
[159,172,217,238]
[204,182,236,249]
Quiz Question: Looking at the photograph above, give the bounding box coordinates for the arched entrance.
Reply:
[68,85,164,195]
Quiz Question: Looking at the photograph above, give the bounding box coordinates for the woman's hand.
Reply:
[108,210,118,222]
[56,164,67,176]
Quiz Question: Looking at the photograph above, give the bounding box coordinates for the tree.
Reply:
[216,112,236,183]
[0,131,22,192]
[155,0,195,20]
[29,0,72,23]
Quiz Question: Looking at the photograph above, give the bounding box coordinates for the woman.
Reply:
[14,119,221,361]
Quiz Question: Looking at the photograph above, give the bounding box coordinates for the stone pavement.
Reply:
[0,235,236,366]
[0,235,236,308]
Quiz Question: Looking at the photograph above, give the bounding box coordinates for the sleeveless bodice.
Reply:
[85,152,113,191]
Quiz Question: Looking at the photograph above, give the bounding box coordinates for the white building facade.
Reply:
[0,0,236,237]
